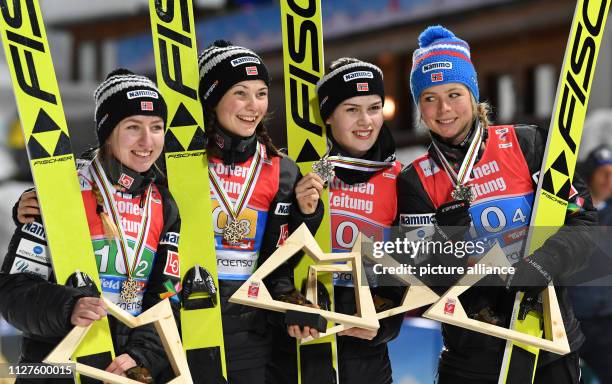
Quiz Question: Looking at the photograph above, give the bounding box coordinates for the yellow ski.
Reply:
[148,0,227,382]
[0,0,115,380]
[280,1,338,383]
[499,1,610,382]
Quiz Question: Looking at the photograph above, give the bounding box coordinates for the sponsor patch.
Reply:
[444,298,456,315]
[277,224,289,247]
[400,213,434,227]
[21,222,46,241]
[9,256,50,279]
[431,72,444,82]
[356,82,369,92]
[382,172,396,179]
[343,70,374,81]
[164,251,180,278]
[204,80,218,100]
[248,281,260,298]
[230,56,261,67]
[159,232,180,247]
[118,173,134,189]
[499,142,513,149]
[141,101,154,111]
[274,203,291,216]
[422,61,452,73]
[126,90,159,99]
[419,159,440,177]
[16,238,49,264]
[495,127,509,135]
[245,66,258,76]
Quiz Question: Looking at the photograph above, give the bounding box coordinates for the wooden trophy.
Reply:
[44,298,192,384]
[423,242,569,355]
[301,236,440,343]
[229,224,379,332]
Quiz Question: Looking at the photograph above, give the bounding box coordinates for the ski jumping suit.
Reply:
[397,125,597,383]
[0,155,181,382]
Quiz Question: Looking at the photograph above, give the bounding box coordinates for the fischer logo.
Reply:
[343,71,373,81]
[422,62,452,73]
[231,56,261,67]
[33,155,72,166]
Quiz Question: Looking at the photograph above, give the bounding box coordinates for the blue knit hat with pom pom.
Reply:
[410,25,478,105]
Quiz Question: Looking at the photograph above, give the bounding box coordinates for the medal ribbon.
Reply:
[430,122,483,191]
[326,156,394,173]
[208,142,265,223]
[91,158,153,280]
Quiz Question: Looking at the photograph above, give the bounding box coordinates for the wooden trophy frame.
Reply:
[44,298,192,384]
[423,243,570,355]
[229,224,379,331]
[301,237,440,343]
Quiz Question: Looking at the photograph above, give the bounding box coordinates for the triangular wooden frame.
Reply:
[229,224,379,330]
[301,237,440,343]
[44,298,192,384]
[423,243,570,355]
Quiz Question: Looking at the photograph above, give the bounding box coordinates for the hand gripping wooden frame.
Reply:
[44,298,192,384]
[423,243,570,355]
[301,237,440,343]
[229,224,379,330]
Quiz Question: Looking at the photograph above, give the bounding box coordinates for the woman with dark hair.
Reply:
[197,40,322,383]
[282,57,405,384]
[3,69,181,382]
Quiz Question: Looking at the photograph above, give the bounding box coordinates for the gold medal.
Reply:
[223,220,248,244]
[120,277,139,302]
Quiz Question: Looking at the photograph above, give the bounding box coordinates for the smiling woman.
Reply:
[194,40,324,383]
[3,68,183,382]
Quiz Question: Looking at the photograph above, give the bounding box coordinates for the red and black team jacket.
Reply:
[209,147,323,371]
[396,124,598,380]
[0,155,181,381]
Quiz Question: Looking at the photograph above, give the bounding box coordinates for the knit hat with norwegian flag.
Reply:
[410,25,479,105]
[316,57,385,121]
[94,68,167,146]
[198,40,270,109]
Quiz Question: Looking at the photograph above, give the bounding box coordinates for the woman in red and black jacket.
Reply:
[397,25,597,383]
[2,69,181,382]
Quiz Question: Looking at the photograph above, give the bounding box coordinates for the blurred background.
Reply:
[1,1,611,383]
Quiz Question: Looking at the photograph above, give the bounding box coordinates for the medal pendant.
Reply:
[120,277,139,302]
[312,157,335,183]
[451,184,475,202]
[223,220,247,244]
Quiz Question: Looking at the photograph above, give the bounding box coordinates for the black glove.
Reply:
[505,256,553,295]
[432,199,472,242]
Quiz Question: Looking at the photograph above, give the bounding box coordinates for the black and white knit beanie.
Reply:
[316,58,385,121]
[198,40,270,109]
[94,68,167,145]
